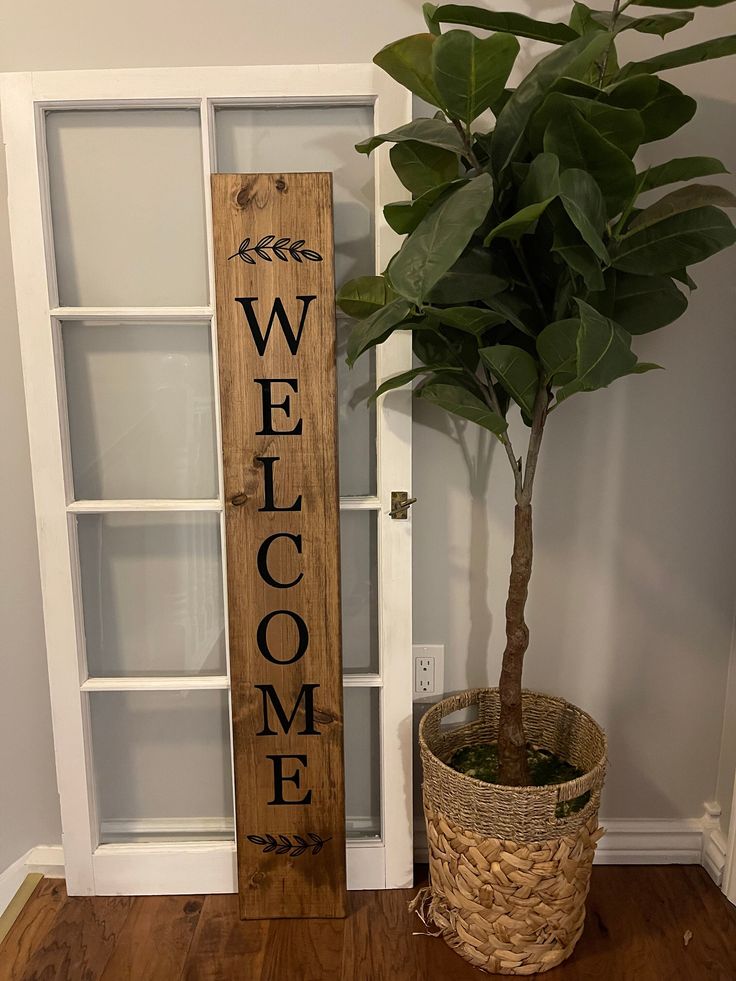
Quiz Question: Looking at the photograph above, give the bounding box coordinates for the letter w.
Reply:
[255,683,320,736]
[235,296,316,356]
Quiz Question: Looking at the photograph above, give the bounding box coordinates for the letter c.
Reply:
[257,533,304,589]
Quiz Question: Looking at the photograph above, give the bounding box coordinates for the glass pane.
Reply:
[78,513,226,678]
[340,511,378,674]
[336,319,376,496]
[215,105,377,494]
[344,688,380,839]
[91,690,233,843]
[214,105,374,283]
[46,109,208,306]
[62,320,218,500]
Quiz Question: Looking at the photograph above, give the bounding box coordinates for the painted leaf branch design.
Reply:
[228,235,323,264]
[246,832,331,857]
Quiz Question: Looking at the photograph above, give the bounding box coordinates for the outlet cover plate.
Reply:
[412,644,445,702]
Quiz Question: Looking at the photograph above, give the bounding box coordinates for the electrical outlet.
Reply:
[412,644,445,701]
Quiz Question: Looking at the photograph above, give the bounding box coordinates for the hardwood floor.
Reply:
[1,866,735,980]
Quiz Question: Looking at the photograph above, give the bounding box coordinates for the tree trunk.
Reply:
[498,503,533,786]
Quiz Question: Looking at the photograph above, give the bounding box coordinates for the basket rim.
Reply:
[419,687,608,799]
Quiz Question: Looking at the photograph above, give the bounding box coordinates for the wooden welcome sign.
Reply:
[212,173,346,919]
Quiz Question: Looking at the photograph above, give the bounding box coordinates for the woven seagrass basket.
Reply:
[415,688,607,976]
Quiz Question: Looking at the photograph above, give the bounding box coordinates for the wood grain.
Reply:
[15,887,133,980]
[2,869,736,979]
[211,173,346,919]
[98,895,204,981]
[0,878,66,980]
[0,874,43,947]
[181,894,269,981]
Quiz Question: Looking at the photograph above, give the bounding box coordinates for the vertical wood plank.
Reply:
[212,173,346,919]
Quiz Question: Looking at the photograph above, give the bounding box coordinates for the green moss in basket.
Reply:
[448,743,591,818]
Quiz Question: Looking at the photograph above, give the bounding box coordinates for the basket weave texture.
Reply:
[417,688,607,975]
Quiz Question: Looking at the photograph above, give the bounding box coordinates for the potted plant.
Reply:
[337,0,736,974]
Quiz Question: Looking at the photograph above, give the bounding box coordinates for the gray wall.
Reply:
[0,0,735,870]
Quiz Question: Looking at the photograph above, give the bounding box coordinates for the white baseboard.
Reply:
[414,804,725,871]
[702,801,728,886]
[0,853,32,918]
[1,801,729,912]
[0,845,64,917]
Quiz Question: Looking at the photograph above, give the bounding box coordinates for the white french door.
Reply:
[1,65,413,894]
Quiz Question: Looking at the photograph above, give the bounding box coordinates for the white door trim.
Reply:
[1,63,413,895]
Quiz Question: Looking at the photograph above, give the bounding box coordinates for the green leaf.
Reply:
[639,157,729,192]
[491,32,610,175]
[604,73,659,108]
[369,364,463,402]
[479,344,539,417]
[426,4,578,44]
[423,305,506,333]
[569,2,609,35]
[374,34,443,108]
[482,292,538,336]
[672,267,698,290]
[528,93,645,157]
[537,318,580,384]
[356,118,465,156]
[618,34,736,78]
[544,107,636,218]
[597,271,688,333]
[551,209,606,291]
[611,205,736,274]
[518,153,561,208]
[418,381,508,435]
[336,275,396,319]
[550,76,603,99]
[388,174,494,304]
[483,198,556,244]
[628,184,736,232]
[384,179,468,235]
[432,30,519,125]
[640,82,696,144]
[559,168,609,260]
[412,324,481,371]
[390,141,460,196]
[604,76,695,144]
[617,10,694,37]
[423,2,441,34]
[346,298,413,366]
[428,248,508,302]
[556,300,638,402]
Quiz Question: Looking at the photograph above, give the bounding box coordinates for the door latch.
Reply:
[389,491,417,519]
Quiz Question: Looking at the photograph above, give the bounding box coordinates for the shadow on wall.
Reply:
[411,94,736,820]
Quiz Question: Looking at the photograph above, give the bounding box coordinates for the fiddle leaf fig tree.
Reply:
[338,0,736,786]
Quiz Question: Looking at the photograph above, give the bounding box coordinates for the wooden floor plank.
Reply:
[341,888,425,981]
[2,867,735,980]
[16,890,133,981]
[180,894,268,981]
[260,914,345,981]
[98,895,204,981]
[0,879,67,981]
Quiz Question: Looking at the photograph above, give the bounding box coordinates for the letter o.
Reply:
[256,610,309,665]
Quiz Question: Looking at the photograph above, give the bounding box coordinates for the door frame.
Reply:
[1,64,413,894]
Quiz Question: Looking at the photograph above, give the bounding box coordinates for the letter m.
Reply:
[235,296,316,356]
[255,683,320,736]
